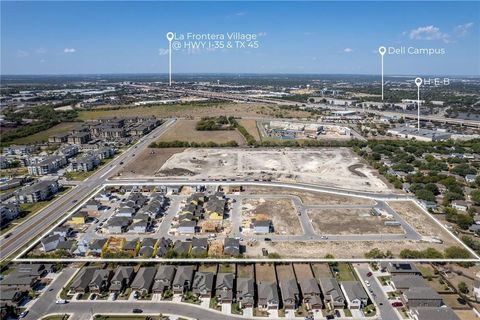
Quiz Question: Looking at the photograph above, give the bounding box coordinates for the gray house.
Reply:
[403,287,443,308]
[153,265,176,293]
[252,219,272,234]
[172,265,195,294]
[191,237,208,256]
[409,307,460,320]
[131,267,157,294]
[192,272,215,297]
[224,237,240,256]
[236,277,255,309]
[340,281,369,309]
[70,267,97,293]
[88,269,112,293]
[319,278,345,309]
[177,220,196,234]
[215,273,235,303]
[298,278,322,310]
[391,275,428,291]
[257,282,279,310]
[279,279,300,310]
[109,266,135,292]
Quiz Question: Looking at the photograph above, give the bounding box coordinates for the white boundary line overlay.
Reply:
[378,46,386,101]
[166,32,174,86]
[415,77,423,131]
[13,181,479,262]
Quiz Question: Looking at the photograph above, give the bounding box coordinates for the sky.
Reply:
[1,1,479,76]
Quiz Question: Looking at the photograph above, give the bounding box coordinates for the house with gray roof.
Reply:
[109,266,135,292]
[257,282,279,310]
[191,237,208,256]
[0,264,48,292]
[172,265,195,294]
[155,238,172,257]
[280,279,300,310]
[15,179,59,203]
[89,269,112,293]
[192,272,215,298]
[403,287,443,308]
[340,281,369,309]
[215,273,235,303]
[384,262,421,275]
[319,278,345,309]
[236,277,255,309]
[107,216,131,234]
[70,267,97,293]
[224,237,240,256]
[153,265,176,293]
[173,240,192,256]
[391,275,428,291]
[131,267,157,294]
[252,219,272,234]
[177,220,196,234]
[298,278,322,310]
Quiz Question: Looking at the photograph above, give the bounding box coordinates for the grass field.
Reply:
[156,119,246,145]
[238,119,261,141]
[77,102,313,121]
[10,122,81,145]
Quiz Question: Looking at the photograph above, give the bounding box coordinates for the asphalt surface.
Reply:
[0,119,176,261]
[355,263,401,320]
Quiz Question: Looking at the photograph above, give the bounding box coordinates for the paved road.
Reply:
[355,263,401,320]
[0,119,176,261]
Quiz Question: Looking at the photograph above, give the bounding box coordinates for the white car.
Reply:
[364,280,371,287]
[55,299,67,304]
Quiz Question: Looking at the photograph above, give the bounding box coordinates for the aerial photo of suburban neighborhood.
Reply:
[1,1,480,320]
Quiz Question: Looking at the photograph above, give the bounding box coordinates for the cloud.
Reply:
[16,50,29,57]
[454,22,474,37]
[158,48,169,56]
[258,32,267,37]
[343,48,353,53]
[235,12,247,16]
[408,25,450,43]
[63,48,76,54]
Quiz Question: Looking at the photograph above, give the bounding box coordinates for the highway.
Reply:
[0,118,177,261]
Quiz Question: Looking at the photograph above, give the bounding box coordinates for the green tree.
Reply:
[458,282,469,294]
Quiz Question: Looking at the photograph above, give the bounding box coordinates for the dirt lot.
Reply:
[276,264,296,281]
[258,240,459,259]
[387,201,459,247]
[77,102,313,121]
[237,264,254,278]
[243,186,375,206]
[293,263,315,279]
[241,198,302,235]
[310,263,333,278]
[255,263,277,283]
[156,119,246,145]
[121,148,184,178]
[454,310,478,320]
[239,119,261,141]
[308,208,404,235]
[156,148,390,192]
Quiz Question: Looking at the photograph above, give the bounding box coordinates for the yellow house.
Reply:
[67,212,88,225]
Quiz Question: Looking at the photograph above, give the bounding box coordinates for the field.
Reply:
[77,102,313,121]
[255,263,277,283]
[238,119,261,141]
[120,148,185,178]
[308,208,404,235]
[387,201,459,247]
[10,122,81,144]
[310,263,332,278]
[237,264,255,278]
[154,148,390,192]
[156,119,245,145]
[241,198,302,235]
[275,264,296,281]
[293,263,315,280]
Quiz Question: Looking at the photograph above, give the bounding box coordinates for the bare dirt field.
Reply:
[156,119,245,145]
[264,240,458,259]
[243,186,375,206]
[156,148,390,192]
[239,119,261,141]
[241,198,302,235]
[387,201,459,247]
[308,208,404,235]
[310,263,333,278]
[237,264,254,278]
[121,148,184,178]
[255,263,277,283]
[293,263,315,279]
[276,264,296,281]
[78,102,313,121]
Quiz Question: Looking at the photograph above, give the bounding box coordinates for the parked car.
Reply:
[133,308,143,313]
[90,293,97,300]
[366,272,373,277]
[391,301,403,307]
[334,310,341,317]
[55,299,67,304]
[19,311,29,318]
[364,280,371,287]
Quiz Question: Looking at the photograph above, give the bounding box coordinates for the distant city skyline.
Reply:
[1,1,479,75]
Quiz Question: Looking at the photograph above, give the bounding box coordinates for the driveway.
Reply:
[221,302,231,314]
[200,297,210,308]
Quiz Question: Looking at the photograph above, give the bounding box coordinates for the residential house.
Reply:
[451,200,469,212]
[0,204,19,227]
[465,175,478,184]
[252,219,272,234]
[0,264,48,292]
[155,238,172,257]
[138,238,158,258]
[409,307,460,320]
[390,275,428,291]
[177,220,196,234]
[152,265,176,293]
[215,273,234,303]
[172,265,195,294]
[131,267,157,294]
[70,267,97,293]
[88,269,112,293]
[340,281,369,309]
[280,279,300,310]
[383,262,421,275]
[191,238,208,256]
[257,282,280,310]
[236,277,255,309]
[173,240,192,256]
[107,216,131,234]
[319,278,345,309]
[15,179,59,203]
[192,272,215,298]
[298,278,323,310]
[224,237,240,256]
[403,287,443,308]
[109,266,135,292]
